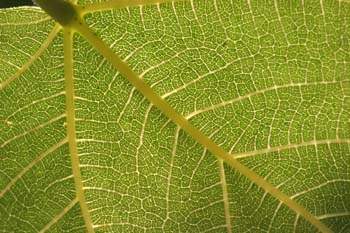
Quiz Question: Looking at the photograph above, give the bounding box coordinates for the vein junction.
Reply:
[28,0,342,232]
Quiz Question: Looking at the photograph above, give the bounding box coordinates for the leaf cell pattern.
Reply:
[1,0,350,232]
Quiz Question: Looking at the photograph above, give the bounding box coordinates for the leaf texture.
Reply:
[1,0,350,232]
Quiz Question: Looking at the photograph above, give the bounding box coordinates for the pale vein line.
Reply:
[162,126,179,229]
[149,48,204,89]
[301,0,307,37]
[185,80,348,119]
[268,201,283,232]
[0,16,51,26]
[193,181,222,193]
[1,113,66,148]
[140,5,146,30]
[162,57,240,99]
[218,159,232,233]
[213,0,229,40]
[267,95,280,148]
[135,103,152,174]
[287,100,303,145]
[189,148,207,187]
[5,91,65,120]
[83,187,142,201]
[77,138,119,144]
[11,215,38,232]
[0,58,21,69]
[247,0,252,13]
[190,0,205,39]
[38,197,79,233]
[75,96,99,103]
[92,222,147,230]
[186,199,223,216]
[79,164,111,169]
[293,214,300,233]
[228,113,255,153]
[0,138,68,198]
[273,0,289,45]
[143,48,195,81]
[7,41,35,58]
[116,87,136,124]
[43,174,74,192]
[83,186,123,194]
[317,212,350,220]
[202,225,228,233]
[63,28,94,233]
[319,0,330,46]
[80,0,189,14]
[233,138,350,159]
[335,97,345,139]
[0,23,61,90]
[291,179,350,199]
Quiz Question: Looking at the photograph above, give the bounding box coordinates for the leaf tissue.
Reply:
[1,0,349,232]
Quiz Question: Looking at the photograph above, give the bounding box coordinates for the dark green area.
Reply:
[0,0,34,8]
[32,0,77,26]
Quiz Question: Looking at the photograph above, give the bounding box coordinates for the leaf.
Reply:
[1,0,350,232]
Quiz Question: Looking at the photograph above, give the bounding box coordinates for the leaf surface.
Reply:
[1,0,350,232]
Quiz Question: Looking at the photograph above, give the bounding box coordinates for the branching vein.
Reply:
[0,24,61,90]
[68,12,333,233]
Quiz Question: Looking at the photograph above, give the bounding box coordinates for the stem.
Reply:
[32,0,77,26]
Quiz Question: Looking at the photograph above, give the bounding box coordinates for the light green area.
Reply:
[1,0,350,232]
[0,8,54,83]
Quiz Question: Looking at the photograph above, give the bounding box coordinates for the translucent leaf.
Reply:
[1,0,350,232]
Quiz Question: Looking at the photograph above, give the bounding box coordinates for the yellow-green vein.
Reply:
[0,138,68,198]
[63,28,94,233]
[218,159,232,233]
[38,197,79,233]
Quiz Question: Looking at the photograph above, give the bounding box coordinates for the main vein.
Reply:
[69,15,332,233]
[63,28,95,233]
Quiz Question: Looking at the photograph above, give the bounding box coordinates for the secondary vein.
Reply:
[63,28,95,233]
[0,24,61,90]
[218,159,232,233]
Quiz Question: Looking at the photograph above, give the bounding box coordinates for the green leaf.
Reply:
[1,0,350,232]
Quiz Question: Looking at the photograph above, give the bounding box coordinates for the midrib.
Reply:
[63,28,95,233]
